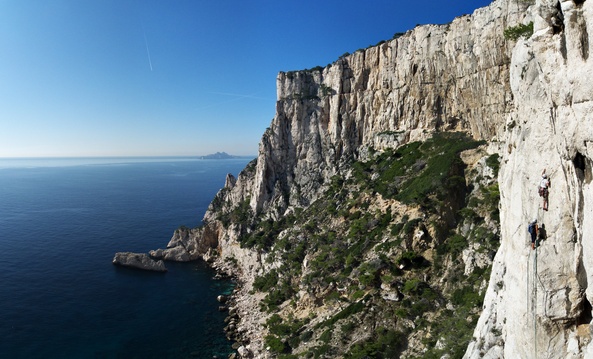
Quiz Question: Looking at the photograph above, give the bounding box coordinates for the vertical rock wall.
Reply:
[250,0,521,216]
[466,0,593,358]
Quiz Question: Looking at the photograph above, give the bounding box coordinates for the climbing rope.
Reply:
[525,206,542,358]
[531,203,552,358]
[527,167,555,358]
[534,241,538,359]
[527,250,531,314]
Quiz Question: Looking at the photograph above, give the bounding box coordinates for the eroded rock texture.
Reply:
[467,1,593,358]
[154,0,593,357]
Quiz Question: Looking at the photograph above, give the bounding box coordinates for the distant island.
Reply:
[200,152,240,160]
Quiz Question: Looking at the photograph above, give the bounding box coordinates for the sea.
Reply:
[0,157,253,359]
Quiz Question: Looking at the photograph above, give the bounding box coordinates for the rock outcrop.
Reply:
[112,252,167,272]
[152,0,593,357]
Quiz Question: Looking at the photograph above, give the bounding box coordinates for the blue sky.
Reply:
[0,0,493,157]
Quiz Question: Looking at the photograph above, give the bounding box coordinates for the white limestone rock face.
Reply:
[256,0,522,216]
[465,0,593,358]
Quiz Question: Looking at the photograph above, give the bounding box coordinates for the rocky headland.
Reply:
[124,0,593,357]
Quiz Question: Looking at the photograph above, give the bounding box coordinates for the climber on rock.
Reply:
[538,169,551,211]
[528,219,538,250]
[537,223,547,247]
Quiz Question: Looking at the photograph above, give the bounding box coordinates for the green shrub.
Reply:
[485,153,500,177]
[451,285,483,308]
[402,278,423,295]
[253,270,278,292]
[394,307,409,318]
[341,321,356,335]
[345,327,406,359]
[351,290,365,300]
[504,22,534,40]
[459,207,478,220]
[316,301,365,329]
[409,298,433,319]
[319,84,333,96]
[402,218,422,235]
[265,334,288,353]
[267,314,293,336]
[350,133,481,209]
[230,199,252,225]
[446,234,468,255]
[300,330,313,342]
[264,281,295,311]
[359,272,377,287]
[320,329,332,343]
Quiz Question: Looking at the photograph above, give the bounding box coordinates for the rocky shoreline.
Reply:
[219,289,252,359]
[113,247,260,358]
[211,260,265,359]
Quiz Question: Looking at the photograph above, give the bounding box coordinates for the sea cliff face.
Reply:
[467,0,593,357]
[154,0,593,357]
[253,0,517,216]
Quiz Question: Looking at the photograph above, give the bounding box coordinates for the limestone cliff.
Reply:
[466,0,593,358]
[254,0,517,216]
[151,0,593,357]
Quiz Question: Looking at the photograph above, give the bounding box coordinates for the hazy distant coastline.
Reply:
[200,152,245,160]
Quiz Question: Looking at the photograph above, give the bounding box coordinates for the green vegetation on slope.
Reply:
[229,132,500,358]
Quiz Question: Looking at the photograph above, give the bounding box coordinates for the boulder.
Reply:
[237,346,251,358]
[112,252,167,272]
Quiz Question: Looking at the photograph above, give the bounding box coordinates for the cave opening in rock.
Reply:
[573,152,592,183]
[577,297,593,325]
[574,152,586,171]
[573,0,586,6]
[552,2,565,35]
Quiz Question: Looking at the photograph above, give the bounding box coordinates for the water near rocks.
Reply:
[0,157,252,358]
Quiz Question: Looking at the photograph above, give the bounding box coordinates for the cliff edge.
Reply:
[150,0,593,357]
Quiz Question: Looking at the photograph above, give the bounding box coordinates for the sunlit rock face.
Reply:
[207,0,521,278]
[466,0,593,358]
[257,0,519,214]
[156,0,593,357]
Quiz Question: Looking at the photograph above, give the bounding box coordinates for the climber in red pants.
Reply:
[539,169,550,211]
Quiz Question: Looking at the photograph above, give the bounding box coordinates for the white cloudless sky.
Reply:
[0,0,493,157]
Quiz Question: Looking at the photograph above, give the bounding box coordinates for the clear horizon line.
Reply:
[0,154,257,159]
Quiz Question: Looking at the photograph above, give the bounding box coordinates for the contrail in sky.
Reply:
[143,29,153,71]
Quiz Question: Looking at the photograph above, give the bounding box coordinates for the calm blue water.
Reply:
[0,157,253,359]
